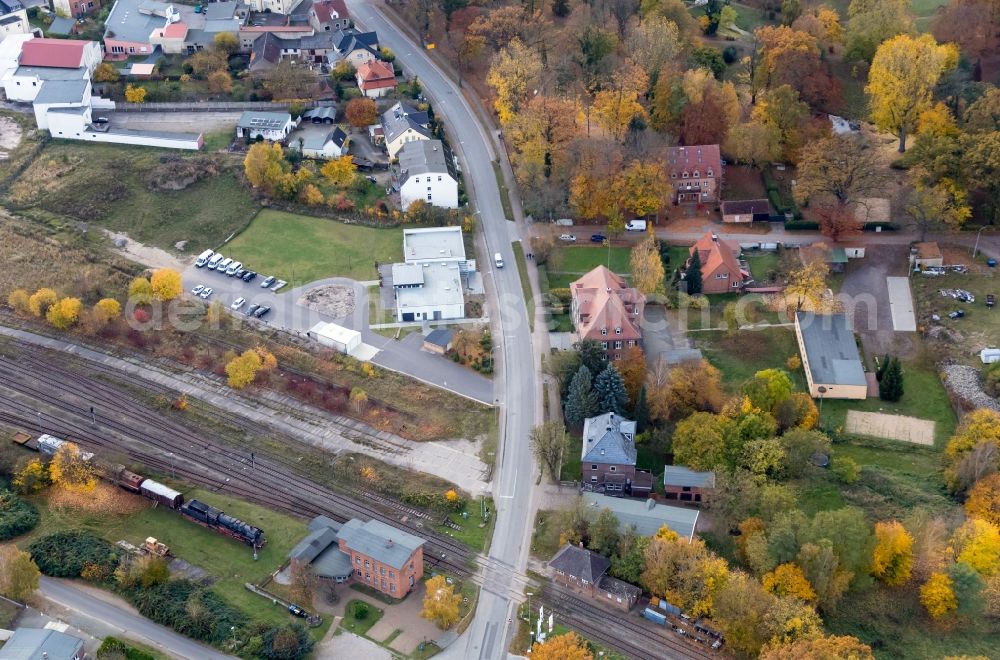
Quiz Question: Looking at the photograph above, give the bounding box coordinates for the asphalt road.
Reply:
[39,577,235,660]
[345,1,540,657]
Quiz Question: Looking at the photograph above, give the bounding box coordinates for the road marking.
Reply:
[498,494,514,499]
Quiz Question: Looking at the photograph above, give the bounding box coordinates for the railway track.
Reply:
[0,350,477,577]
[541,584,719,660]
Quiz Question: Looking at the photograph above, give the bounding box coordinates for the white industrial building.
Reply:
[397,139,458,210]
[393,262,465,323]
[389,226,475,323]
[237,111,296,142]
[308,321,361,353]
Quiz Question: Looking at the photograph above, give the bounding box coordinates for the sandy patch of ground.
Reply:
[845,410,935,445]
[103,230,189,271]
[0,116,22,159]
[298,284,356,317]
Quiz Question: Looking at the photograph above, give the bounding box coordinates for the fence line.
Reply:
[115,101,328,112]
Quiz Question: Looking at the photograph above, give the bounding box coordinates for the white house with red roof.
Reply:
[687,232,747,294]
[1,38,96,102]
[356,59,395,98]
[19,38,101,73]
[569,266,645,361]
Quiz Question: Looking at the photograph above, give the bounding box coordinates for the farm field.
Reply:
[224,209,403,285]
[5,142,258,254]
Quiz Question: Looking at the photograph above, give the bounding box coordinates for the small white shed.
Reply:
[981,348,1000,364]
[309,322,362,354]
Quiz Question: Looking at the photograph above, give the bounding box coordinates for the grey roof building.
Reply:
[794,312,867,399]
[662,466,716,489]
[582,492,700,541]
[303,105,336,123]
[380,101,430,145]
[332,27,378,56]
[47,16,75,36]
[104,0,173,44]
[34,79,89,105]
[581,412,637,466]
[13,66,86,81]
[397,139,449,186]
[549,543,610,584]
[0,628,85,660]
[337,518,425,569]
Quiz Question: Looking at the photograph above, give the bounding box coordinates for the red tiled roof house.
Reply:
[19,38,102,74]
[356,60,395,99]
[666,144,722,205]
[687,232,747,294]
[569,266,644,360]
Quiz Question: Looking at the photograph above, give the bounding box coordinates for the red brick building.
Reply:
[666,144,722,204]
[687,232,747,294]
[569,266,644,361]
[549,543,640,611]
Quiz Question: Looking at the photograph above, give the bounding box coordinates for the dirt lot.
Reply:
[298,284,356,317]
[0,116,23,159]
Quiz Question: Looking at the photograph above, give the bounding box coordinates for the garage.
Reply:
[308,322,362,354]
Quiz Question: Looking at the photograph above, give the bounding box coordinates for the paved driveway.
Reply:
[181,266,494,404]
[839,244,916,358]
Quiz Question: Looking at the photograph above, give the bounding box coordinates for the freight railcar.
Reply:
[179,499,265,548]
[140,479,184,509]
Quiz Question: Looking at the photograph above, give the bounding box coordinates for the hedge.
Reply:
[28,531,118,579]
[0,490,39,541]
[97,637,156,660]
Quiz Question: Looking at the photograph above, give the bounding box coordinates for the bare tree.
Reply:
[530,420,569,481]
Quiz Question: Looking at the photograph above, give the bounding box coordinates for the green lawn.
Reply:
[224,209,403,286]
[549,245,632,277]
[492,161,515,221]
[561,433,583,481]
[820,360,957,445]
[910,266,1000,366]
[745,252,781,284]
[340,599,384,637]
[20,487,309,629]
[201,129,233,152]
[5,141,258,253]
[436,496,496,554]
[694,329,806,392]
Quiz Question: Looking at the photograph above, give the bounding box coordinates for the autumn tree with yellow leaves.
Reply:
[966,474,1000,526]
[7,289,30,316]
[225,349,263,389]
[866,34,958,152]
[629,232,665,295]
[12,459,48,494]
[421,574,462,629]
[952,518,1000,577]
[94,298,122,322]
[921,572,958,618]
[0,546,40,602]
[486,38,542,124]
[761,634,874,660]
[27,288,57,317]
[124,84,147,103]
[529,632,592,660]
[151,269,182,302]
[49,442,97,493]
[320,156,357,187]
[128,277,154,306]
[45,297,82,330]
[871,521,914,586]
[762,563,817,602]
[944,408,1000,495]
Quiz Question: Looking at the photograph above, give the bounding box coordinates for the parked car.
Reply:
[254,305,271,318]
[558,233,576,242]
[366,175,378,184]
[242,271,257,282]
[288,604,306,617]
[199,287,213,299]
[949,310,965,319]
[591,234,607,243]
[260,275,276,289]
[921,266,946,276]
[191,284,205,295]
[626,219,647,231]
[988,294,996,309]
[245,304,260,316]
[231,297,246,310]
[216,258,233,273]
[233,268,246,279]
[225,261,243,276]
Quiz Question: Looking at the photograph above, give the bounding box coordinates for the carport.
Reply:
[886,277,917,332]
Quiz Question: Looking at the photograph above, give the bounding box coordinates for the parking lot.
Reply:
[181,255,287,324]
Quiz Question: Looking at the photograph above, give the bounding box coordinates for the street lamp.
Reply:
[972,226,992,259]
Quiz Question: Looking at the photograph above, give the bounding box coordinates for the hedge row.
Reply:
[0,490,39,541]
[27,531,118,578]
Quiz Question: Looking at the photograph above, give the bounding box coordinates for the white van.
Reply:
[216,257,233,272]
[625,219,647,232]
[206,254,224,270]
[195,249,215,268]
[225,261,243,276]
[494,253,504,268]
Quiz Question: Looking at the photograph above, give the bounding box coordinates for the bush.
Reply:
[831,456,860,484]
[125,580,246,645]
[28,531,118,579]
[722,46,738,64]
[97,637,157,660]
[0,490,39,541]
[352,601,369,620]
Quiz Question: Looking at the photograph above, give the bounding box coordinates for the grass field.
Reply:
[821,360,957,445]
[340,599,384,637]
[436,496,496,553]
[224,209,403,285]
[20,487,309,629]
[6,142,258,253]
[694,328,806,392]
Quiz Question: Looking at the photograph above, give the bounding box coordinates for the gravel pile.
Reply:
[942,364,1000,412]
